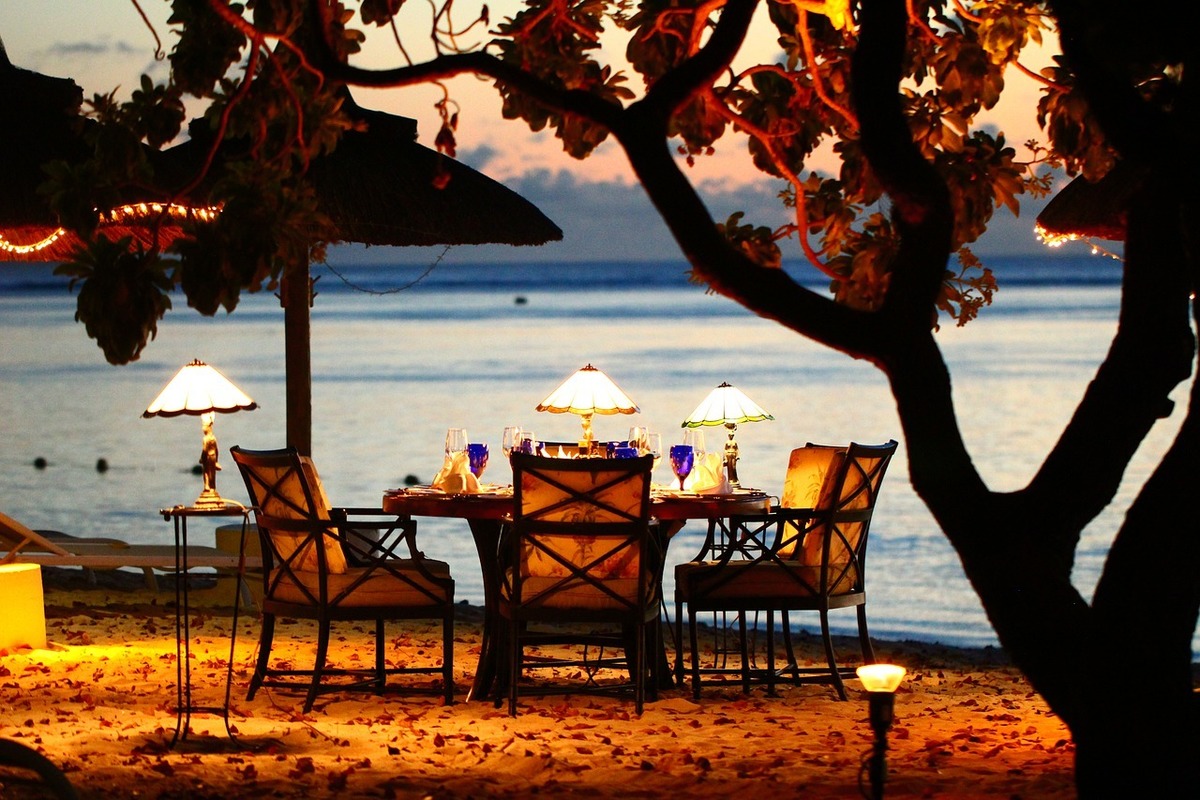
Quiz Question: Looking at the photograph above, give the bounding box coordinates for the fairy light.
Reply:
[1,202,222,256]
[0,228,66,255]
[1034,223,1122,260]
[99,202,222,224]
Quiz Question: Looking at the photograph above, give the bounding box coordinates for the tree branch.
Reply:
[318,50,627,132]
[637,0,757,122]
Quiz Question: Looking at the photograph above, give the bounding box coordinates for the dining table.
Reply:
[382,483,771,701]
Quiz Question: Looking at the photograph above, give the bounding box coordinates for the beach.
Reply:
[0,567,1077,799]
[2,255,1179,654]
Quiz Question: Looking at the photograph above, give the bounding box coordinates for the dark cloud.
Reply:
[45,39,140,57]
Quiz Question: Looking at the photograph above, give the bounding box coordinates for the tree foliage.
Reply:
[51,0,1071,361]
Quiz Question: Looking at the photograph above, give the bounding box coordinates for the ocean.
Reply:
[0,253,1187,651]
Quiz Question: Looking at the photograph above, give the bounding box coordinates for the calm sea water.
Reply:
[0,254,1188,651]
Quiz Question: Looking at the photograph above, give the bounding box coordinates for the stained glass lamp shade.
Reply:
[682,382,774,486]
[536,364,639,447]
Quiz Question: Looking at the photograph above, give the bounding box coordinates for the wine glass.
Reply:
[683,428,706,462]
[628,425,648,454]
[645,432,663,471]
[517,429,537,455]
[445,428,468,458]
[502,426,521,458]
[669,444,694,490]
[467,443,489,478]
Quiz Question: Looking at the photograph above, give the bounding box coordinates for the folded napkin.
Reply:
[685,453,731,494]
[432,451,481,494]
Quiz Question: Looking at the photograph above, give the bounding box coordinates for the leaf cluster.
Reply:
[53,236,173,365]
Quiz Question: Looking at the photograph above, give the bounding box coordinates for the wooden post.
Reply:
[282,261,313,457]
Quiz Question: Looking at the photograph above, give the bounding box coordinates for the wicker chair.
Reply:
[499,452,661,715]
[230,446,455,711]
[675,440,897,699]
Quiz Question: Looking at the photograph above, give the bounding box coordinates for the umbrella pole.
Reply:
[283,260,313,457]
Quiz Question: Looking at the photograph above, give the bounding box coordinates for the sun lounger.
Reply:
[1,510,262,591]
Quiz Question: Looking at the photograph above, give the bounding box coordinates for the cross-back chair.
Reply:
[230,446,455,712]
[675,440,897,699]
[499,452,661,715]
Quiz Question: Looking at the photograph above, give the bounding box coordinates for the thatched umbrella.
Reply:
[1,35,561,455]
[0,39,209,261]
[1034,161,1146,246]
[280,93,563,454]
[164,90,563,454]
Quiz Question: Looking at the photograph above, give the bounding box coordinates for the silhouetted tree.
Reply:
[48,1,1199,793]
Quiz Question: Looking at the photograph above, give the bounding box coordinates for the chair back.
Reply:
[775,440,898,594]
[229,446,349,604]
[507,452,656,614]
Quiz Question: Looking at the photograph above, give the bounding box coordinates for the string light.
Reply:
[100,202,221,225]
[0,228,66,255]
[1,202,223,256]
[1034,223,1123,260]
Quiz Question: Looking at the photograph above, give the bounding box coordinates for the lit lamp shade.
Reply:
[0,563,47,650]
[682,382,773,487]
[143,359,257,508]
[536,364,639,446]
[143,359,258,418]
[682,382,774,428]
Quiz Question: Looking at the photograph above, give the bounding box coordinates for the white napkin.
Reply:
[685,453,731,494]
[432,451,481,494]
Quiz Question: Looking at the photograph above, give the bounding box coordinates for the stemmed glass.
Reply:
[502,426,521,458]
[628,425,648,453]
[517,430,537,455]
[467,443,489,478]
[645,432,663,472]
[445,428,468,459]
[669,444,694,491]
[683,428,706,462]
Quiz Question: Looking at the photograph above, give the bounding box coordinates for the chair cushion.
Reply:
[778,447,843,558]
[263,457,349,574]
[518,465,645,580]
[521,534,639,580]
[780,446,843,508]
[675,559,858,601]
[270,559,452,608]
[501,571,655,611]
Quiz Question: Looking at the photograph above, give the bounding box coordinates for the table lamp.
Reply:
[143,359,258,509]
[682,382,774,487]
[536,364,639,452]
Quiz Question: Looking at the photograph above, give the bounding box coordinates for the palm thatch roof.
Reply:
[1035,161,1146,245]
[2,39,561,261]
[0,40,200,262]
[315,94,561,246]
[164,90,562,248]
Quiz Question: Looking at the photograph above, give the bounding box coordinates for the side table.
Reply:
[160,503,252,748]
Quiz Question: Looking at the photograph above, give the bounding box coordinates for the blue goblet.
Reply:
[467,443,489,478]
[669,444,694,490]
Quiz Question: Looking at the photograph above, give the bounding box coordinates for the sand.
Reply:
[0,567,1076,799]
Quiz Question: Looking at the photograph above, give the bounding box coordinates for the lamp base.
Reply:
[192,488,245,511]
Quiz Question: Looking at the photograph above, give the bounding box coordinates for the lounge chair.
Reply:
[0,510,261,591]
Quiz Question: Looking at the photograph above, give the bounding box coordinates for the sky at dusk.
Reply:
[1,1,1074,266]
